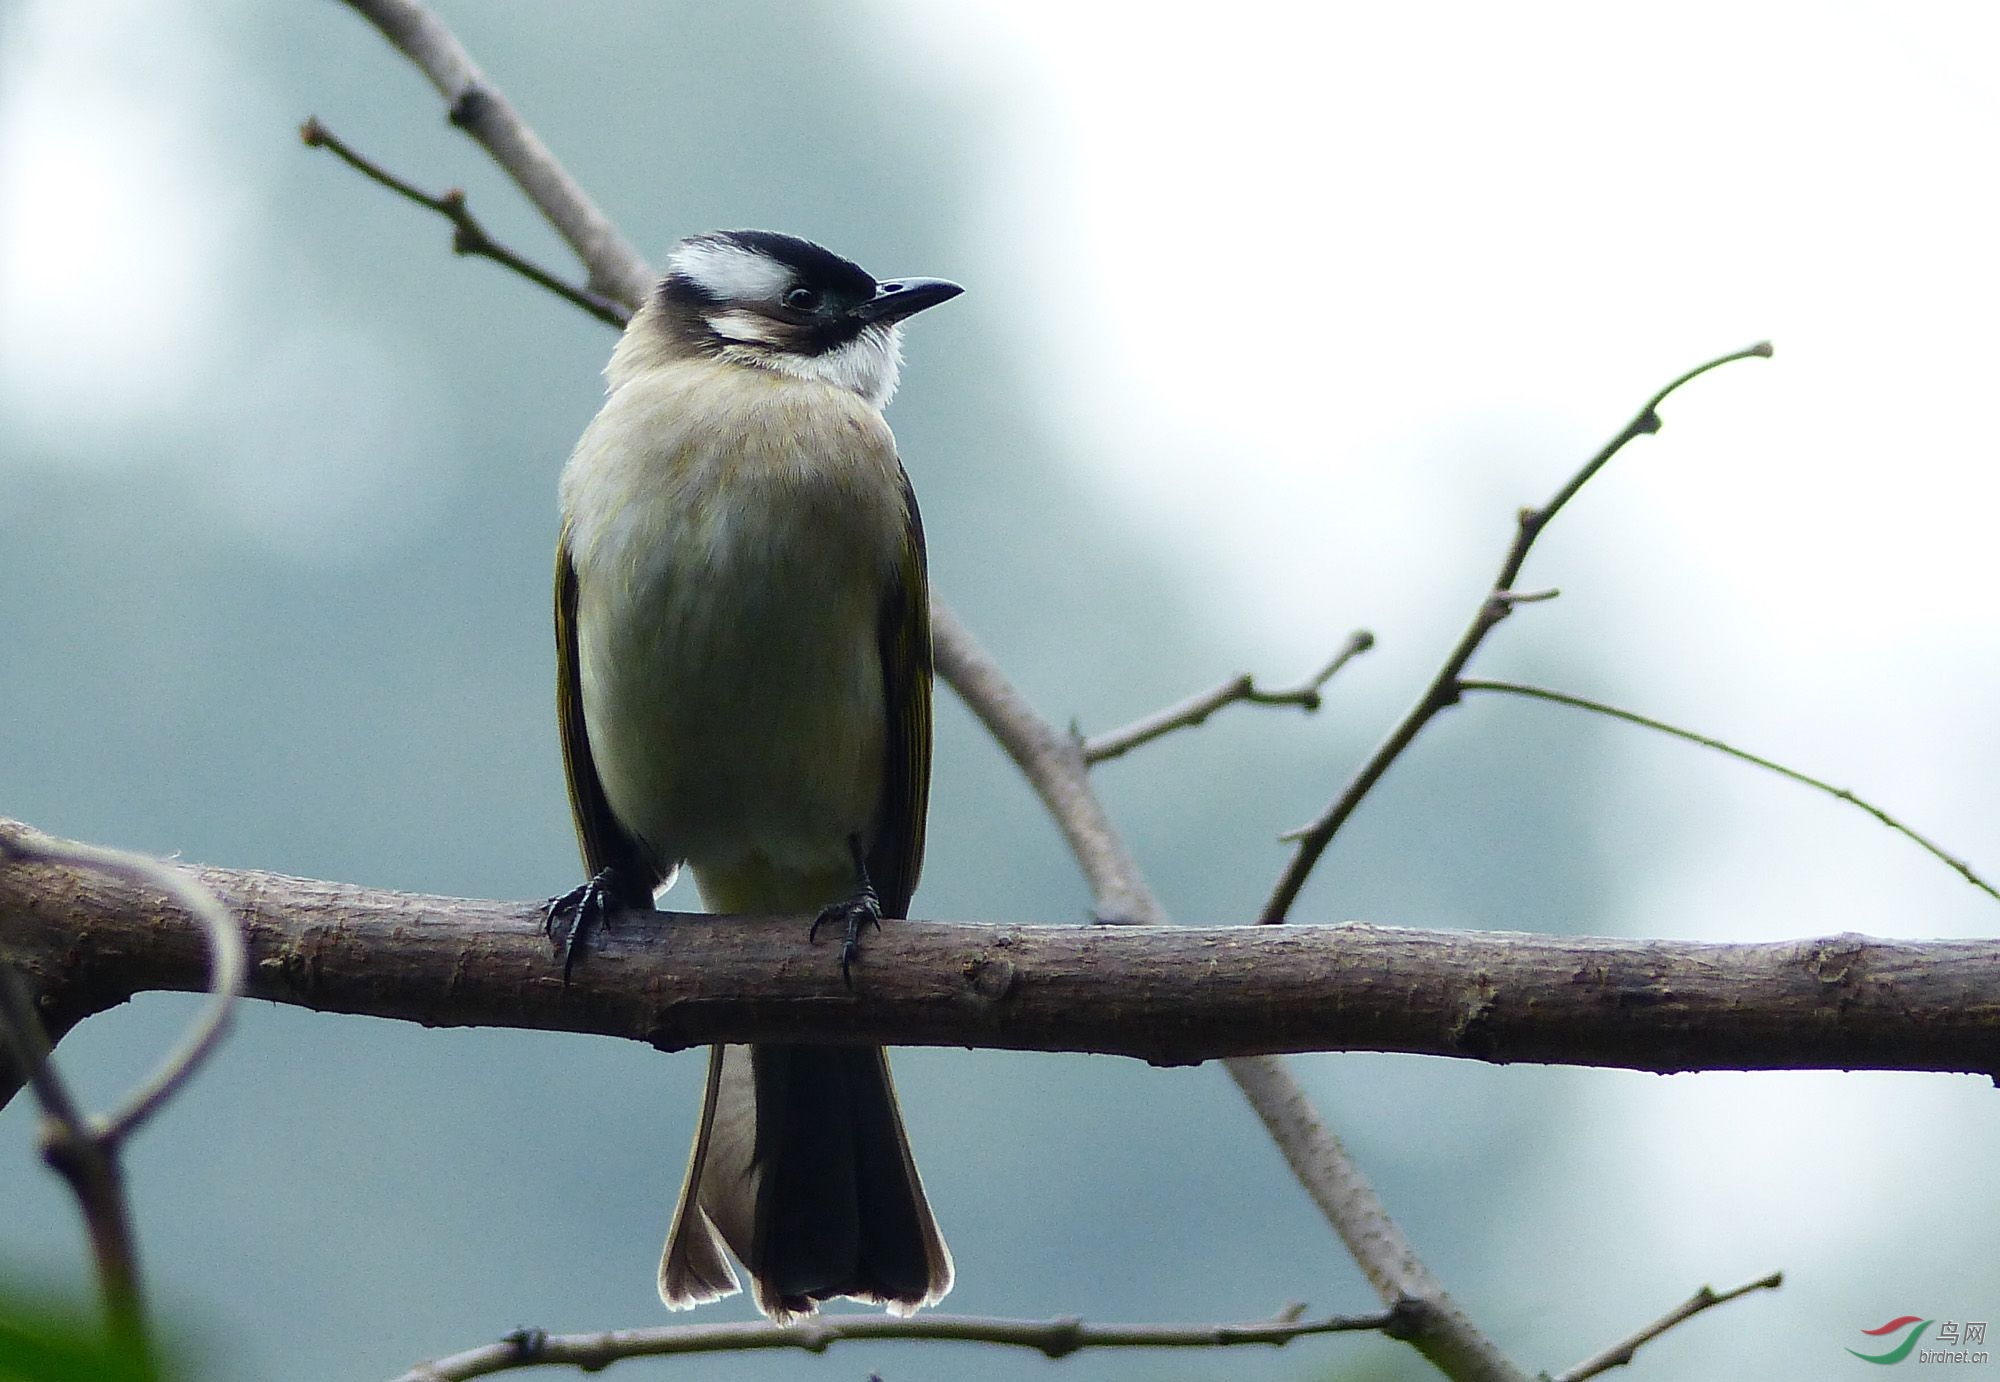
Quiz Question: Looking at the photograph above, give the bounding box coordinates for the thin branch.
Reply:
[932,606,1165,927]
[1259,343,1773,925]
[0,969,148,1357]
[388,1305,1393,1381]
[1080,630,1375,765]
[0,833,247,1144]
[1461,679,2000,905]
[0,834,243,1364]
[340,0,653,306]
[300,118,628,327]
[0,970,88,1134]
[1222,1054,1531,1382]
[1550,1271,1784,1382]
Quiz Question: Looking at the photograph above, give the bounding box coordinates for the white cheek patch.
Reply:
[704,310,784,346]
[668,238,794,304]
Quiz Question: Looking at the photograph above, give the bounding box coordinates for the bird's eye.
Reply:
[782,286,821,311]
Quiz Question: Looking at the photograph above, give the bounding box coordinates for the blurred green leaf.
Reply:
[0,1297,155,1382]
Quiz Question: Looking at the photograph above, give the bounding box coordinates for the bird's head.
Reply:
[650,230,962,408]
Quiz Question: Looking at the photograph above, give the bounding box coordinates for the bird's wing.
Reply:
[868,463,933,921]
[555,522,663,886]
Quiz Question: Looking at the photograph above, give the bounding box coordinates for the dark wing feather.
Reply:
[555,524,663,888]
[866,465,933,921]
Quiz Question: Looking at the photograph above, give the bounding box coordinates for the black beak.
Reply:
[850,276,964,325]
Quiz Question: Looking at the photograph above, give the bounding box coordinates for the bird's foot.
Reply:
[810,888,882,989]
[809,836,882,989]
[543,866,626,983]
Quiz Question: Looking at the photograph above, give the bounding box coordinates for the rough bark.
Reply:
[4,819,1995,1087]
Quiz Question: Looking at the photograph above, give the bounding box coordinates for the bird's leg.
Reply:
[809,834,882,988]
[543,866,639,984]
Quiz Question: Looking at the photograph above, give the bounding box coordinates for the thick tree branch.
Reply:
[388,1304,1392,1381]
[11,817,1996,1077]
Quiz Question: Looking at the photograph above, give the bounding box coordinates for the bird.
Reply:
[547,228,960,1322]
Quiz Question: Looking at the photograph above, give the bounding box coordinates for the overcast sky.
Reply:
[4,5,1998,1379]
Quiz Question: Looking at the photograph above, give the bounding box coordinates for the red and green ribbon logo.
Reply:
[1849,1316,1932,1365]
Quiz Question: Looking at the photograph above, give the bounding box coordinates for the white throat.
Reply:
[723,323,906,410]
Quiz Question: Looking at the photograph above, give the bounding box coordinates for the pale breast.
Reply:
[561,360,910,887]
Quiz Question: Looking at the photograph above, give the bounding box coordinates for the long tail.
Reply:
[658,1042,953,1322]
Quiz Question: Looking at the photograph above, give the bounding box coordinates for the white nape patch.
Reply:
[729,323,906,409]
[703,310,783,346]
[668,237,793,304]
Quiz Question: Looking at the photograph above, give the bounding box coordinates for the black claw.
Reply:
[503,1328,548,1360]
[811,888,881,988]
[543,866,624,983]
[810,835,882,988]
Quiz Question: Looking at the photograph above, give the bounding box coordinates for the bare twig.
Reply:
[388,1304,1393,1381]
[1459,678,2000,905]
[0,832,247,1144]
[339,0,653,306]
[0,833,243,1363]
[0,968,148,1358]
[0,972,87,1140]
[1550,1271,1784,1382]
[1259,343,1774,924]
[300,118,629,327]
[1080,630,1375,765]
[0,969,147,1354]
